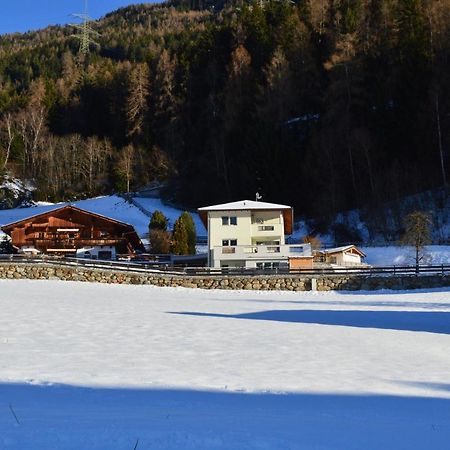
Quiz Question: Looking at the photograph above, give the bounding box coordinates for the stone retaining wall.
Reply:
[1,263,450,291]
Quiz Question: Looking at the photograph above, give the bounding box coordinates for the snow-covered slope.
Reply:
[0,195,206,238]
[0,176,35,209]
[133,197,206,234]
[0,280,449,449]
[363,245,450,266]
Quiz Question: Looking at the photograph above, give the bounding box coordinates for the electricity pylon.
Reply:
[71,0,100,55]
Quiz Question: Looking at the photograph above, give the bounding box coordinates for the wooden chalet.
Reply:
[1,205,144,258]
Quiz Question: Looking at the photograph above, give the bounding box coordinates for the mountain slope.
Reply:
[0,0,449,222]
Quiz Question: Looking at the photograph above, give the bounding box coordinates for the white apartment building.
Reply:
[198,200,312,269]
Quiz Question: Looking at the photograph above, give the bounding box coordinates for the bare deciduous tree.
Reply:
[401,211,432,271]
[126,63,150,137]
[0,113,14,170]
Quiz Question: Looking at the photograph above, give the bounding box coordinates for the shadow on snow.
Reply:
[0,382,450,449]
[170,310,450,334]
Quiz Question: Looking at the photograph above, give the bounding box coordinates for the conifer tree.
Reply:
[171,216,188,255]
[149,210,170,254]
[149,210,168,231]
[180,211,196,255]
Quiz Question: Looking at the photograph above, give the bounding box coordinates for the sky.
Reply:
[0,1,152,35]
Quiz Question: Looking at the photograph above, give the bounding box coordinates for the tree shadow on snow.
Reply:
[0,382,450,450]
[395,381,450,393]
[208,297,450,310]
[170,310,450,334]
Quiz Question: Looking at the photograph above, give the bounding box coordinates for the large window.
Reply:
[222,216,237,226]
[256,262,281,270]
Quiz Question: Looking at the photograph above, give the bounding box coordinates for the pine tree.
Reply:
[171,216,188,255]
[149,210,170,254]
[149,210,168,231]
[180,211,196,255]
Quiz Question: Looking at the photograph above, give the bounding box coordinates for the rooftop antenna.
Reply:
[255,192,262,201]
[71,0,101,56]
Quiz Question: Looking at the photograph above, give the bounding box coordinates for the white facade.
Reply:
[198,200,311,268]
[76,245,116,260]
[320,245,366,267]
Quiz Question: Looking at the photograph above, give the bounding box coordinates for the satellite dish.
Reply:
[255,192,262,201]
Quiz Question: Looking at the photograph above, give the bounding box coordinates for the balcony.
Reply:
[214,243,312,261]
[251,223,283,237]
[28,238,126,250]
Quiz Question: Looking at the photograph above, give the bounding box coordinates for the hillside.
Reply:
[0,0,450,223]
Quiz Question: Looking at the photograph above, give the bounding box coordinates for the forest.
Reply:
[0,0,449,226]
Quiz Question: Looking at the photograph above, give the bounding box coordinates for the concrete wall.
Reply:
[1,262,450,291]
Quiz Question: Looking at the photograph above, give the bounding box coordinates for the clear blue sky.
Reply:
[1,1,152,35]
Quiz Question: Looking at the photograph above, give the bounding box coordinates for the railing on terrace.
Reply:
[1,254,450,277]
[215,244,311,259]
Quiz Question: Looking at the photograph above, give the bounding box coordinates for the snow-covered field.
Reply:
[1,280,450,449]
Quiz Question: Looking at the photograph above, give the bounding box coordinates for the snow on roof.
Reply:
[198,200,292,211]
[321,245,366,256]
[1,204,135,229]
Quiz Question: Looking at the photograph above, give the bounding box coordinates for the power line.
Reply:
[70,0,100,55]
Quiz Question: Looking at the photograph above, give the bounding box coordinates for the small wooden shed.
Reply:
[288,256,314,270]
[317,245,366,266]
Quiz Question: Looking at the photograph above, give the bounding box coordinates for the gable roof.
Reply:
[320,245,366,257]
[1,204,135,230]
[198,200,291,211]
[198,200,293,235]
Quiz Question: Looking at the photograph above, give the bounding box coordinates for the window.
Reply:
[258,225,274,231]
[257,262,281,270]
[222,239,237,253]
[222,239,237,246]
[222,216,237,226]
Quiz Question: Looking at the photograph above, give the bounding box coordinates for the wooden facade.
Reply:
[1,205,144,256]
[288,256,314,270]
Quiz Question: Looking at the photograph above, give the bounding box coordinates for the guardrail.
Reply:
[1,254,450,277]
